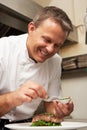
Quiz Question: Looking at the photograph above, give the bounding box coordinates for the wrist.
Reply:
[6,92,18,108]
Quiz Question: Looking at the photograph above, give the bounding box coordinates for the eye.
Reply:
[54,43,62,49]
[42,36,51,43]
[54,44,60,48]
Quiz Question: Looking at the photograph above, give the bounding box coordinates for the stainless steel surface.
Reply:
[0,4,31,37]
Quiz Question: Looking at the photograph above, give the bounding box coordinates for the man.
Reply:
[0,6,74,129]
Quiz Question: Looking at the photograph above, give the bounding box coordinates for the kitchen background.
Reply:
[0,0,87,124]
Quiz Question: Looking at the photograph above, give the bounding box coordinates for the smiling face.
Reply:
[27,18,67,63]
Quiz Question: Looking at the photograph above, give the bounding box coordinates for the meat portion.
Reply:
[32,113,62,123]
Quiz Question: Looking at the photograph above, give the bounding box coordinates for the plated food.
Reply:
[31,113,62,126]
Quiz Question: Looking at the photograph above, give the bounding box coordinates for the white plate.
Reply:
[5,121,87,130]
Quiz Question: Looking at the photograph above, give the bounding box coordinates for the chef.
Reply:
[0,6,74,130]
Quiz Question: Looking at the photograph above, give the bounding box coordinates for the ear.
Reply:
[28,22,35,34]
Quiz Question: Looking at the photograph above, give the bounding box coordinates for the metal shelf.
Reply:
[62,54,87,74]
[62,67,87,74]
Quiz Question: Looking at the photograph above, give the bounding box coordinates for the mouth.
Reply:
[36,48,54,62]
[36,49,48,62]
[40,49,48,56]
[39,49,55,61]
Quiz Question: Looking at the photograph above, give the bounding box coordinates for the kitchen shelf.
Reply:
[62,67,87,74]
[62,54,87,74]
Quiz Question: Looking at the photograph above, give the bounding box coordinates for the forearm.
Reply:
[0,92,18,117]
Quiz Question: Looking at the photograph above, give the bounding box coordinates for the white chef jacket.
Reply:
[0,34,62,121]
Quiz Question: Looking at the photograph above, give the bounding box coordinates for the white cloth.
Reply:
[0,34,62,121]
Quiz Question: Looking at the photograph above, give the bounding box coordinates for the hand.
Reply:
[13,80,48,106]
[53,100,74,118]
[0,80,48,116]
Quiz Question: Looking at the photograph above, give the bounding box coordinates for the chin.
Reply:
[37,60,45,63]
[35,55,47,63]
[37,58,46,63]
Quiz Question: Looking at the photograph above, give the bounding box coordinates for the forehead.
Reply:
[39,18,67,33]
[38,19,67,42]
[40,18,60,28]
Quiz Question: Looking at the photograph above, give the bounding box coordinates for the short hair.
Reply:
[33,6,73,36]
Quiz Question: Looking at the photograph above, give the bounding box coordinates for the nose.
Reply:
[46,44,55,54]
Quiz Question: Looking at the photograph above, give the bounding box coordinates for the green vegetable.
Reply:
[59,97,70,100]
[31,120,61,126]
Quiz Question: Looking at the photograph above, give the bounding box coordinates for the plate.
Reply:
[5,121,87,130]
